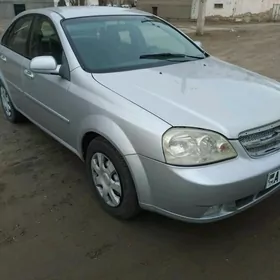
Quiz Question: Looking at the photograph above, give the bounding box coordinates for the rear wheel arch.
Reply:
[0,80,25,123]
[0,77,10,96]
[0,76,18,109]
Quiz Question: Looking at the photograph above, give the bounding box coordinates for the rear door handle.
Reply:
[24,69,34,79]
[0,54,7,62]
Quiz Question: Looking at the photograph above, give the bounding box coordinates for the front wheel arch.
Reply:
[78,115,137,160]
[85,136,141,219]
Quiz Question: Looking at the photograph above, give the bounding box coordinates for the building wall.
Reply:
[191,0,280,19]
[137,0,193,20]
[53,0,99,5]
[0,0,54,19]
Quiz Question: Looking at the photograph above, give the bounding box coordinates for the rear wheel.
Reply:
[0,84,25,123]
[86,137,140,220]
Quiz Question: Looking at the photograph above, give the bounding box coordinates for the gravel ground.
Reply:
[1,24,280,280]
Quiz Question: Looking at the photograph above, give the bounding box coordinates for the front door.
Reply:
[21,15,72,145]
[0,15,33,110]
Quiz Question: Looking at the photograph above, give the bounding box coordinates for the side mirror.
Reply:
[30,56,60,74]
[194,41,202,48]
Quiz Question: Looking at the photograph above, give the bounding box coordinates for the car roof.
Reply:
[26,6,151,19]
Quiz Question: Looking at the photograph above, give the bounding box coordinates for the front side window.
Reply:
[62,15,206,73]
[29,16,63,64]
[3,16,33,56]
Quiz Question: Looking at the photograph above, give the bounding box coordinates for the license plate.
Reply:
[266,169,280,189]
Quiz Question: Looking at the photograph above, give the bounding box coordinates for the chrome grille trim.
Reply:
[239,120,280,158]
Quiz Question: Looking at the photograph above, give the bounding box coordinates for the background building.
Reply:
[191,0,280,20]
[137,0,280,21]
[0,0,54,19]
[137,0,193,21]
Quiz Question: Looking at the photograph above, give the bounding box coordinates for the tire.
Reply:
[0,83,25,123]
[86,137,140,220]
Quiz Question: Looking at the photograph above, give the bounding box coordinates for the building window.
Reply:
[214,3,223,9]
[152,7,158,16]
[13,4,26,16]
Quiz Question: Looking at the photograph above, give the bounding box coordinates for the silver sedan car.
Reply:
[1,7,280,223]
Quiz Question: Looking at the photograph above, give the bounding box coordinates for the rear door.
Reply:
[0,15,34,110]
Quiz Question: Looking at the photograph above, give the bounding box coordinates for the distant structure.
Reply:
[54,0,99,5]
[0,0,54,19]
[137,0,193,21]
[137,0,280,22]
[53,0,133,7]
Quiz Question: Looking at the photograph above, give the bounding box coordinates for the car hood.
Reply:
[93,57,280,139]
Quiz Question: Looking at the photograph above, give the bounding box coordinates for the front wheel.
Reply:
[0,84,25,123]
[86,137,140,220]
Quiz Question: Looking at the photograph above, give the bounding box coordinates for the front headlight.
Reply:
[162,128,237,166]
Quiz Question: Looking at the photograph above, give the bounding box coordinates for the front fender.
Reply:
[78,114,156,205]
[78,114,137,157]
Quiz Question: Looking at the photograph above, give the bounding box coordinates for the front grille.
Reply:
[239,120,280,157]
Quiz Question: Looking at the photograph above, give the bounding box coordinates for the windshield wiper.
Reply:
[139,53,205,60]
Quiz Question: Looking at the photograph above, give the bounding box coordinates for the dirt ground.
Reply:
[1,24,280,280]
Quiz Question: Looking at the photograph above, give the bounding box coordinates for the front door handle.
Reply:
[24,69,34,79]
[0,54,7,62]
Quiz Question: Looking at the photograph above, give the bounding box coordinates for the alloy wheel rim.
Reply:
[91,152,122,207]
[0,86,12,117]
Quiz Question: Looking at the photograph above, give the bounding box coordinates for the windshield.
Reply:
[62,15,207,73]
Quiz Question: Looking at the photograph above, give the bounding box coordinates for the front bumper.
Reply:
[126,141,280,223]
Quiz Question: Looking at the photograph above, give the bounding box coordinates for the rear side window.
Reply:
[2,16,33,57]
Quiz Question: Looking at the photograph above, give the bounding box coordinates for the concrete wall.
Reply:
[137,0,193,20]
[0,0,54,19]
[233,0,280,15]
[53,0,99,5]
[191,0,280,20]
